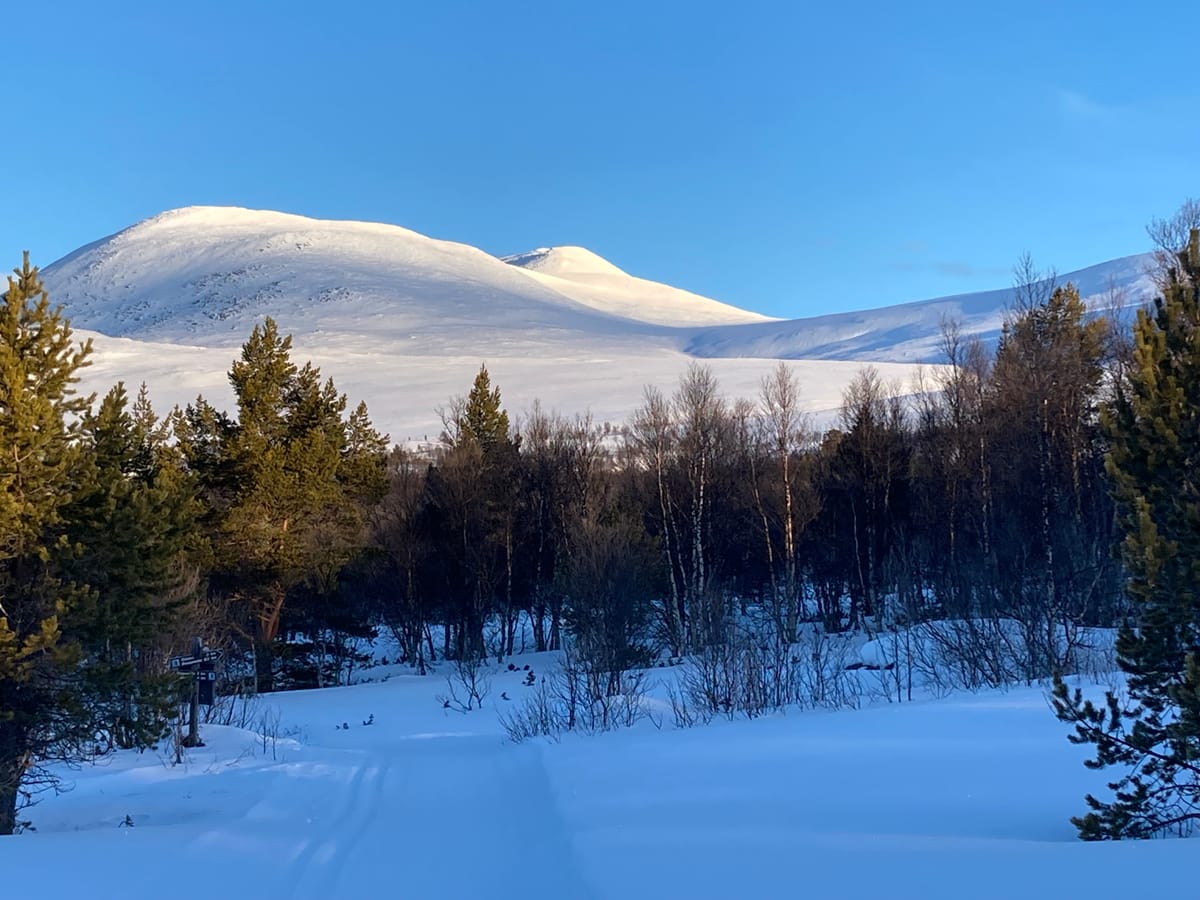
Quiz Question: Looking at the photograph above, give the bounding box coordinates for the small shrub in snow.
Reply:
[499,646,656,743]
[670,626,863,727]
[500,680,564,743]
[436,654,492,712]
[205,690,261,730]
[255,708,297,760]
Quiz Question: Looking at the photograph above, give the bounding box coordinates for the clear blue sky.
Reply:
[6,1,1198,318]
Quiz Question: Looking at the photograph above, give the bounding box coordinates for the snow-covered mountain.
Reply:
[41,206,1159,442]
[685,253,1157,363]
[43,206,768,351]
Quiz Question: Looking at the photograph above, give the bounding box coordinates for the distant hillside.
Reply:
[41,206,1160,442]
[44,206,1157,364]
[684,253,1157,363]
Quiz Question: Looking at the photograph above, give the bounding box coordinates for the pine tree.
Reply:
[0,253,94,834]
[64,383,203,750]
[428,365,518,659]
[1052,227,1200,839]
[452,364,511,454]
[186,318,386,692]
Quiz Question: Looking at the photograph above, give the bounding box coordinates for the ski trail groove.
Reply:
[303,753,394,898]
[275,751,382,900]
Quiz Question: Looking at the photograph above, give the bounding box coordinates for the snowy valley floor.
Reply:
[2,659,1194,899]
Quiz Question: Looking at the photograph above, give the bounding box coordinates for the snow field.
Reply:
[3,654,1194,899]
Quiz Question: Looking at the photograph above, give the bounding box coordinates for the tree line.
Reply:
[3,205,1199,839]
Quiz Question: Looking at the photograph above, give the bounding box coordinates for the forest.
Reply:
[2,206,1199,840]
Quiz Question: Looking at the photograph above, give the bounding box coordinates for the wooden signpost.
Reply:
[170,638,223,747]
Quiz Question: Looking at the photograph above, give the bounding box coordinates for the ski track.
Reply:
[270,736,591,899]
[308,755,392,899]
[275,750,390,900]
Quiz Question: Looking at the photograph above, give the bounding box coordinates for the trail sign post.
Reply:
[197,662,216,706]
[170,639,223,747]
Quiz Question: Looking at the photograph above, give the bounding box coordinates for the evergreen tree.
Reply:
[185,318,386,692]
[1053,228,1200,839]
[64,383,203,750]
[0,254,94,834]
[452,364,510,453]
[427,365,518,659]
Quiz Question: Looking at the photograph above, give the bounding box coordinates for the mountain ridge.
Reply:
[38,206,1163,443]
[43,205,1158,363]
[687,251,1157,362]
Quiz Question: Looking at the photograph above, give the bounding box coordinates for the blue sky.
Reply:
[6,1,1198,318]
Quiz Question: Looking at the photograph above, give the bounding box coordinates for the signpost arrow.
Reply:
[171,651,220,670]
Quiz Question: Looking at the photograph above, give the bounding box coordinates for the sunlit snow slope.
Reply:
[43,207,766,349]
[686,253,1157,362]
[503,245,777,327]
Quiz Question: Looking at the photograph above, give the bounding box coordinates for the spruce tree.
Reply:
[0,254,94,834]
[1052,228,1200,839]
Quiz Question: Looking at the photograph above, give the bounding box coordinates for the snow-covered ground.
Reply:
[3,655,1192,899]
[75,328,933,444]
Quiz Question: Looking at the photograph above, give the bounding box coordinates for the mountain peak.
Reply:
[504,246,628,280]
[112,205,431,243]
